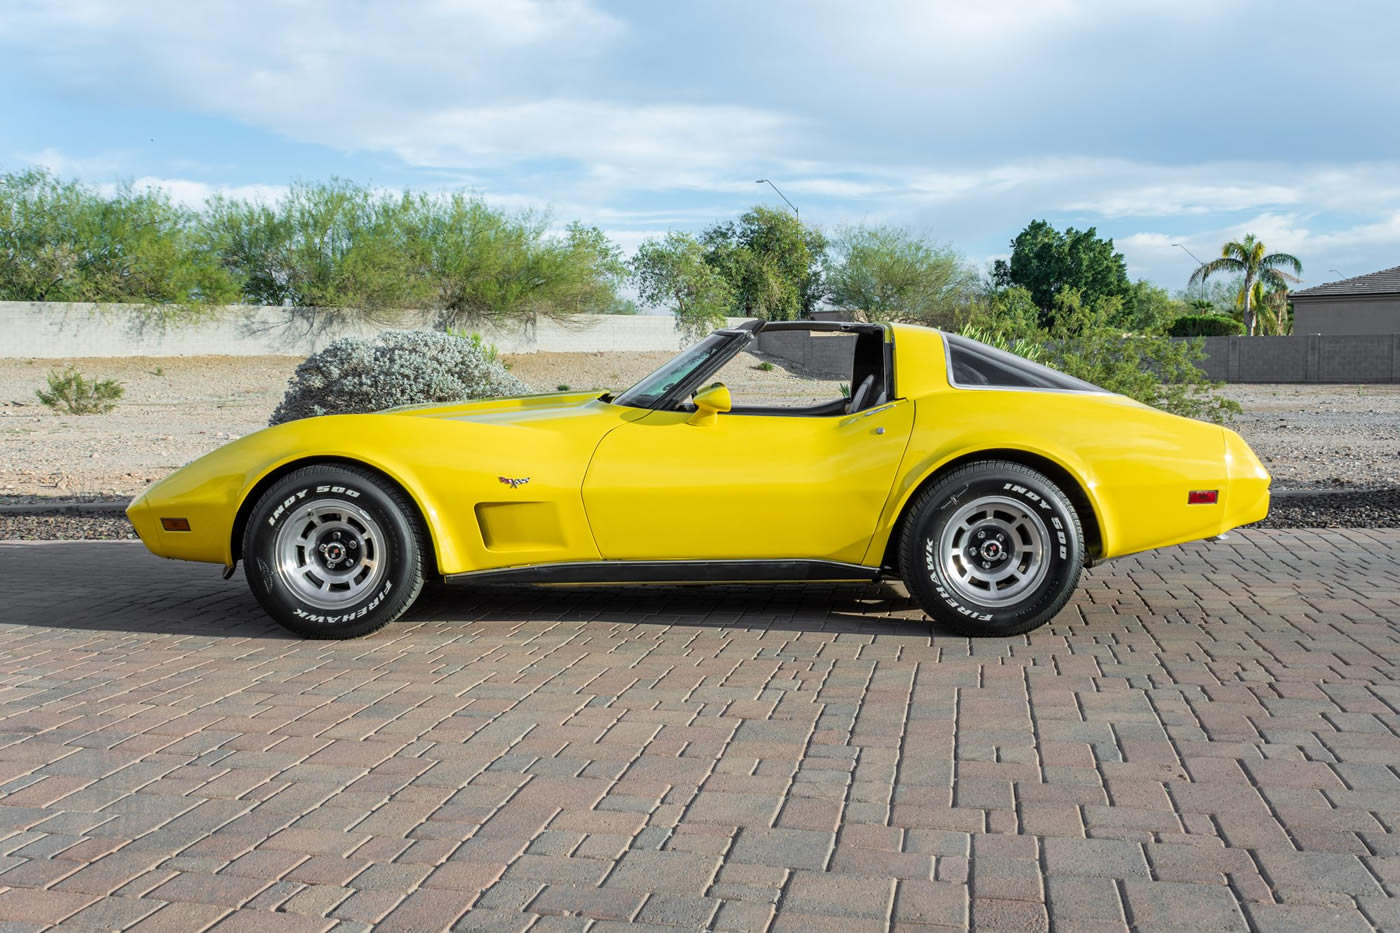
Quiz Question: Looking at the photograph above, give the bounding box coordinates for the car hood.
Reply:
[383,390,616,425]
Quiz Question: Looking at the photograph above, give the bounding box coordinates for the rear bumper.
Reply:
[1222,428,1271,530]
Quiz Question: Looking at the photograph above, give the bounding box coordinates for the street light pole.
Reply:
[1171,243,1207,302]
[755,179,798,221]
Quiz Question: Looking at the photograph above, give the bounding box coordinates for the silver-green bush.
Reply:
[269,330,528,425]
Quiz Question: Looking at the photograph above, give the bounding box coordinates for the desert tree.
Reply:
[825,225,978,327]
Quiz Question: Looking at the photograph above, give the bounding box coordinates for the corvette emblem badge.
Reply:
[498,476,530,489]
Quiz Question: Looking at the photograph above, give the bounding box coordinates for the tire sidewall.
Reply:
[245,469,417,637]
[908,468,1081,633]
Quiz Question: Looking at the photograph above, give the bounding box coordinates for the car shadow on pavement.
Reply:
[1,542,947,639]
[0,541,295,640]
[401,579,938,637]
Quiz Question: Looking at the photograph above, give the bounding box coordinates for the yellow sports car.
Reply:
[127,320,1270,639]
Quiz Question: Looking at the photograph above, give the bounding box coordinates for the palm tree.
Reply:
[1188,234,1302,336]
[1248,280,1292,335]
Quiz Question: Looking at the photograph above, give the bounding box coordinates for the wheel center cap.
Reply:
[980,541,1003,560]
[321,542,346,563]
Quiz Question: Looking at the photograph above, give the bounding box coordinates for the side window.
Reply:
[945,334,1100,392]
[700,329,885,415]
[707,338,852,411]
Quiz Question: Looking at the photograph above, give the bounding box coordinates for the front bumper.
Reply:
[125,480,237,566]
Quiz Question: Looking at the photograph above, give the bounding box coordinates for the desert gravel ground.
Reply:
[1220,383,1400,489]
[0,350,849,498]
[2,354,1399,537]
[0,355,302,498]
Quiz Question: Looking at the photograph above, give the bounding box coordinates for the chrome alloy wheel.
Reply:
[273,499,388,610]
[938,495,1050,606]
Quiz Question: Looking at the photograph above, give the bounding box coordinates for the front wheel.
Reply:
[243,464,427,638]
[900,460,1084,636]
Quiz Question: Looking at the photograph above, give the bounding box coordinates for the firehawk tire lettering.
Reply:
[292,581,393,624]
[901,460,1084,637]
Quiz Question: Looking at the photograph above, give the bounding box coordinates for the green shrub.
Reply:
[35,366,124,414]
[270,330,528,425]
[1046,295,1241,423]
[1167,314,1245,337]
[957,324,1049,364]
[961,289,1241,424]
[445,329,501,363]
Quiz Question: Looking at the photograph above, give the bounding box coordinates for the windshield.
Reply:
[613,333,737,409]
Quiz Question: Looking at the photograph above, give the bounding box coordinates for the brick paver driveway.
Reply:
[0,529,1397,932]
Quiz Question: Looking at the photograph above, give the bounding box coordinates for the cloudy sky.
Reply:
[3,0,1398,294]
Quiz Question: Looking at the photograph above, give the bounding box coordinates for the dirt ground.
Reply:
[2,353,1398,499]
[0,349,840,498]
[1220,383,1400,490]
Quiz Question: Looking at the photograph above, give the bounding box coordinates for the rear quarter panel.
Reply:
[874,324,1254,563]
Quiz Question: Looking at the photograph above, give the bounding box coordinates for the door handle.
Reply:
[853,403,895,420]
[875,426,886,435]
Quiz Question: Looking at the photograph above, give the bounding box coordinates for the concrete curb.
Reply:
[0,501,130,515]
[1270,486,1399,498]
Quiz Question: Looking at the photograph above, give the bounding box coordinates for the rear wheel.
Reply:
[900,460,1083,636]
[243,464,427,638]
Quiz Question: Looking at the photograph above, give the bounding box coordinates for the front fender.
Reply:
[128,417,452,568]
[127,411,612,574]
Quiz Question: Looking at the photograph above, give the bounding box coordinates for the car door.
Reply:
[581,399,914,564]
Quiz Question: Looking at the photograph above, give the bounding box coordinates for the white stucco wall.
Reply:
[0,302,747,358]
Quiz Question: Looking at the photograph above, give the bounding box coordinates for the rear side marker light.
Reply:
[1187,490,1218,505]
[161,518,191,531]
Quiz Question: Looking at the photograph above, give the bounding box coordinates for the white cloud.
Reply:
[1067,183,1302,217]
[126,178,288,208]
[1,1,793,195]
[801,0,1216,62]
[20,147,127,177]
[1310,212,1400,252]
[370,99,796,186]
[781,178,888,199]
[894,158,1400,220]
[7,1,1400,287]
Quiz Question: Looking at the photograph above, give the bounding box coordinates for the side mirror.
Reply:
[687,382,731,426]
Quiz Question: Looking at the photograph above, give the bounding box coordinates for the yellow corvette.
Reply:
[127,321,1270,638]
